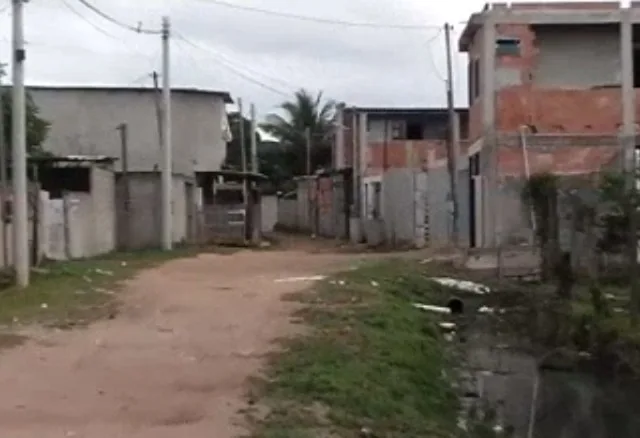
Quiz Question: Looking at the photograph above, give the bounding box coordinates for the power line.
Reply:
[197,0,439,30]
[175,32,297,90]
[75,0,161,35]
[174,36,291,98]
[426,27,446,82]
[60,0,125,41]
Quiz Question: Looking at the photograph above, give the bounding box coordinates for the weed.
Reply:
[250,259,460,437]
[0,248,195,329]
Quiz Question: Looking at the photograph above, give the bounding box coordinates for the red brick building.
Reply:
[458,1,634,247]
[338,107,468,176]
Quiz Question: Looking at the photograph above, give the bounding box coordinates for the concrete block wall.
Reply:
[494,134,622,245]
[91,167,116,256]
[172,177,187,245]
[116,173,191,250]
[380,169,427,247]
[0,191,49,268]
[277,198,298,229]
[261,195,278,233]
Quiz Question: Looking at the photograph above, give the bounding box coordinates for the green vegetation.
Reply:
[248,259,460,438]
[0,248,195,331]
[1,88,51,156]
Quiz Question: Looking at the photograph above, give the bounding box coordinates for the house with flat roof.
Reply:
[29,85,233,249]
[458,2,637,247]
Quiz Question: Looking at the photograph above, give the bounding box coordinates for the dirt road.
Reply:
[0,246,363,437]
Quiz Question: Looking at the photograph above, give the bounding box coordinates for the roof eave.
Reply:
[458,13,484,52]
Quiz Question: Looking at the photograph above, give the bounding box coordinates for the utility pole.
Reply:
[444,22,460,246]
[238,98,248,241]
[250,103,258,173]
[335,103,345,169]
[160,16,172,251]
[152,71,164,152]
[0,63,8,267]
[621,11,638,321]
[12,0,28,287]
[305,127,311,175]
[117,123,130,247]
[238,98,246,173]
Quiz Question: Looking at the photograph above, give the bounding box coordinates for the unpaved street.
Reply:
[0,247,361,437]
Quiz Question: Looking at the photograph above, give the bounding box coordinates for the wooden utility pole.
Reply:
[305,127,311,175]
[444,22,460,246]
[117,123,130,247]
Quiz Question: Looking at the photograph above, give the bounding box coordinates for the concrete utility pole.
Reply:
[12,0,28,287]
[117,123,130,247]
[152,71,164,152]
[250,103,258,173]
[621,10,639,321]
[0,63,8,267]
[358,112,367,219]
[160,16,172,250]
[444,23,460,246]
[334,103,345,169]
[237,98,248,241]
[238,98,246,173]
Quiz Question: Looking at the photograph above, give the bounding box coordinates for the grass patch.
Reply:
[0,247,196,329]
[249,259,460,438]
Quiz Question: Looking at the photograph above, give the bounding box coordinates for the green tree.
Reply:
[260,88,335,176]
[1,88,51,158]
[224,111,261,172]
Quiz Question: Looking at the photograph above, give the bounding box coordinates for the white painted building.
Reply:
[29,86,233,249]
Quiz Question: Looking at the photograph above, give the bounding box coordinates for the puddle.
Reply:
[457,313,640,437]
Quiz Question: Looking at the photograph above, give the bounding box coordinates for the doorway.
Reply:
[469,152,480,248]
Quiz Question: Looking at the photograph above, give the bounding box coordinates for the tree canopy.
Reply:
[260,88,335,176]
[1,88,50,158]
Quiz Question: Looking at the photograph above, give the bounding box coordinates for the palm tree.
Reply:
[261,88,335,176]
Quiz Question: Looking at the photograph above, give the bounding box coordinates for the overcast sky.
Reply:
[0,0,589,119]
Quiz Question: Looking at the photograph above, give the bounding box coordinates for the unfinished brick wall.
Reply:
[498,138,621,177]
[495,21,626,133]
[495,134,621,243]
[463,2,629,138]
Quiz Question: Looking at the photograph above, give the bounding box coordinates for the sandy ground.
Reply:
[0,243,366,437]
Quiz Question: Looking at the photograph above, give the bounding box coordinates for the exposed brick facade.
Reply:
[338,109,467,175]
[460,2,630,177]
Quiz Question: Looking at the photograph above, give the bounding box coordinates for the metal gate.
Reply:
[201,204,246,244]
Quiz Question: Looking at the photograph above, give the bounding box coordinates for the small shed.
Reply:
[198,170,268,245]
[29,155,117,260]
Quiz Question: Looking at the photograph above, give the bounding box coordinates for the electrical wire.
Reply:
[60,0,126,41]
[59,0,157,62]
[75,0,161,35]
[174,32,297,90]
[197,0,439,30]
[426,27,447,82]
[173,37,290,97]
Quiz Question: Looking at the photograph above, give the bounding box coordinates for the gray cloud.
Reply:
[0,0,483,118]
